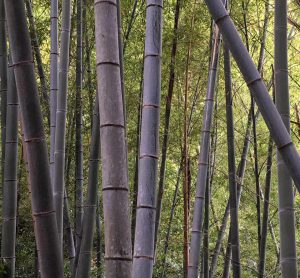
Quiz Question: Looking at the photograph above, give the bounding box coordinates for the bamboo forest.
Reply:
[1,0,300,277]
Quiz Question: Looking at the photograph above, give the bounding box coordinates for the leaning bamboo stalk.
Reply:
[5,1,64,276]
[1,63,18,278]
[209,3,270,272]
[132,0,163,276]
[204,0,300,193]
[95,0,132,276]
[223,42,241,277]
[75,99,100,278]
[53,0,72,249]
[188,24,221,278]
[274,0,297,276]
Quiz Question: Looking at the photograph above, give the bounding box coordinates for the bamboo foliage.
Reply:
[188,24,221,278]
[4,1,64,276]
[274,0,297,276]
[204,0,300,192]
[95,0,132,276]
[133,0,163,276]
[1,63,18,278]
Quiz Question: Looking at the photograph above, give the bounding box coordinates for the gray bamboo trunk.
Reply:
[95,0,132,276]
[1,63,18,278]
[53,0,71,250]
[132,0,163,276]
[155,0,180,250]
[274,0,298,276]
[223,42,241,277]
[75,0,84,246]
[0,0,7,190]
[4,1,64,277]
[75,100,100,278]
[188,25,221,278]
[50,0,59,182]
[204,0,300,193]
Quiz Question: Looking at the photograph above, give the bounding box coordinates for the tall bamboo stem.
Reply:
[5,1,64,276]
[132,0,163,276]
[95,0,132,276]
[275,0,297,276]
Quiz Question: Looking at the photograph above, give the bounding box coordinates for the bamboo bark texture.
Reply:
[4,1,64,277]
[95,0,132,276]
[54,0,71,249]
[274,0,298,276]
[188,24,221,278]
[204,0,300,192]
[1,63,18,278]
[133,0,163,276]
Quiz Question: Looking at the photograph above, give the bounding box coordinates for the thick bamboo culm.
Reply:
[4,1,64,276]
[95,0,132,276]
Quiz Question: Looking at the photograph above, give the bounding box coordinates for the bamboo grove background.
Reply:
[1,0,300,277]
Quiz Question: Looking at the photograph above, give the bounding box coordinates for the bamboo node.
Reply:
[104,256,132,261]
[133,255,154,260]
[136,205,156,210]
[32,210,55,217]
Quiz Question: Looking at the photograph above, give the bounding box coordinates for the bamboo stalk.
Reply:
[95,0,132,275]
[274,0,297,276]
[132,0,163,276]
[5,1,64,276]
[53,0,72,250]
[188,24,221,278]
[1,62,18,278]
